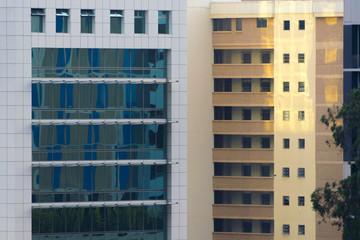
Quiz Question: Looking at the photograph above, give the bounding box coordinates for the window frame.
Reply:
[243,193,252,204]
[298,196,305,206]
[243,221,252,233]
[284,20,290,30]
[242,165,252,177]
[260,78,271,92]
[31,8,45,33]
[261,52,271,64]
[242,109,252,120]
[298,53,305,63]
[283,111,290,121]
[158,11,170,34]
[80,9,95,34]
[298,111,305,121]
[299,20,305,30]
[283,224,290,234]
[298,225,305,235]
[213,18,231,31]
[261,165,270,177]
[283,196,290,206]
[283,53,290,63]
[261,137,271,149]
[283,82,289,92]
[110,10,124,34]
[242,79,252,92]
[261,194,271,205]
[242,137,252,148]
[134,10,146,34]
[283,138,290,149]
[257,18,267,28]
[298,168,305,178]
[242,52,251,64]
[298,139,305,149]
[282,168,290,177]
[298,82,305,92]
[56,9,69,33]
[236,18,242,31]
[261,109,271,120]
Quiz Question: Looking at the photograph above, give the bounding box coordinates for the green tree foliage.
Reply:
[311,89,360,239]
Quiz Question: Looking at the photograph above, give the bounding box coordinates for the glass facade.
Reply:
[32,48,167,78]
[32,205,166,239]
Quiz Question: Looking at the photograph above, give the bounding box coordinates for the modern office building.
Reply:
[188,0,343,239]
[0,0,187,239]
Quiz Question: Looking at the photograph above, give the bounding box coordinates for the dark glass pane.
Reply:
[79,208,92,232]
[118,207,131,231]
[119,166,130,191]
[39,209,53,233]
[131,206,144,230]
[93,207,105,232]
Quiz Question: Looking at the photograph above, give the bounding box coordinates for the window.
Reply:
[242,79,252,92]
[134,10,146,34]
[298,111,305,121]
[261,137,270,149]
[299,20,305,30]
[243,193,252,204]
[261,194,270,205]
[284,20,290,30]
[257,18,267,28]
[242,165,252,176]
[261,166,270,177]
[298,168,305,178]
[110,10,123,34]
[283,139,290,149]
[214,50,223,64]
[158,11,169,34]
[283,53,290,63]
[283,224,290,234]
[236,18,242,31]
[262,109,270,120]
[243,52,251,64]
[283,111,290,121]
[283,168,290,177]
[261,221,271,233]
[298,53,305,63]
[298,196,305,206]
[213,19,231,31]
[242,109,251,120]
[283,196,290,206]
[298,225,305,235]
[243,221,252,233]
[298,82,305,92]
[242,137,252,148]
[31,9,45,33]
[261,52,271,63]
[298,139,305,149]
[283,82,289,92]
[260,79,271,92]
[81,10,94,33]
[56,9,69,33]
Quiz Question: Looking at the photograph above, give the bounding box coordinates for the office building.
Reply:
[188,0,343,239]
[0,0,187,239]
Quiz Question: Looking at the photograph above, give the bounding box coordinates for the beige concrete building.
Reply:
[188,0,343,239]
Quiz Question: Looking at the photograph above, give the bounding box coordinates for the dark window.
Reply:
[214,50,223,64]
[261,137,270,149]
[214,107,232,120]
[242,137,251,148]
[283,139,290,149]
[134,10,146,34]
[298,168,305,178]
[243,221,252,233]
[283,53,290,63]
[261,221,271,233]
[262,52,271,63]
[214,135,223,148]
[261,194,270,205]
[284,20,290,30]
[298,111,305,120]
[298,53,305,63]
[158,11,170,34]
[213,18,231,31]
[298,139,305,149]
[236,18,242,31]
[283,224,290,234]
[242,165,252,176]
[243,53,251,64]
[257,18,267,28]
[283,196,290,206]
[299,20,305,30]
[298,196,305,206]
[298,82,305,92]
[243,193,252,204]
[81,9,94,33]
[242,79,252,92]
[298,225,305,235]
[283,82,289,92]
[242,109,251,120]
[31,9,45,33]
[261,166,270,177]
[283,111,290,120]
[283,168,290,177]
[214,78,232,92]
[56,9,69,33]
[110,10,123,34]
[260,79,271,92]
[262,109,271,120]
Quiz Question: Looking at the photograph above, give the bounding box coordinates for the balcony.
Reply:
[213,204,273,220]
[213,148,274,163]
[213,120,273,135]
[213,176,273,191]
[213,92,274,107]
[213,64,274,78]
[213,232,274,240]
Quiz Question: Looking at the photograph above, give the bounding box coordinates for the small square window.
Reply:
[261,166,270,177]
[298,225,305,235]
[298,111,305,121]
[298,168,305,178]
[260,79,271,92]
[243,221,252,233]
[283,139,290,149]
[243,193,252,204]
[283,224,290,234]
[135,10,146,34]
[298,82,305,92]
[262,109,271,120]
[213,19,231,31]
[261,52,271,63]
[242,165,252,177]
[261,137,270,149]
[261,221,271,233]
[283,111,290,121]
[298,196,305,206]
[243,52,251,64]
[257,18,267,28]
[31,9,45,33]
[81,10,94,33]
[110,10,123,34]
[282,168,290,177]
[236,18,242,31]
[283,196,290,206]
[299,139,305,149]
[284,20,290,30]
[299,20,305,30]
[283,53,290,63]
[243,109,252,120]
[56,9,69,33]
[261,194,270,205]
[242,79,252,92]
[243,137,252,148]
[298,53,305,63]
[158,11,170,34]
[283,82,289,92]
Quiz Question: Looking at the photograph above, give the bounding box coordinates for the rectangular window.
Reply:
[298,53,305,63]
[110,10,123,34]
[214,50,223,64]
[298,111,305,121]
[81,10,94,33]
[298,168,305,178]
[283,139,290,149]
[283,82,289,92]
[298,196,305,206]
[298,225,305,235]
[243,193,252,204]
[242,79,252,92]
[298,139,305,149]
[284,20,290,30]
[236,18,242,31]
[56,9,69,33]
[242,109,252,120]
[134,10,146,34]
[283,53,290,63]
[261,166,270,177]
[242,137,252,148]
[242,165,252,176]
[31,9,45,33]
[158,11,169,34]
[261,137,270,149]
[243,221,252,233]
[299,20,305,30]
[298,82,305,92]
[257,18,267,28]
[261,194,270,205]
[283,168,290,177]
[283,111,290,121]
[213,19,231,31]
[243,52,251,64]
[260,79,271,92]
[283,196,290,206]
[261,52,271,63]
[262,109,270,120]
[283,224,290,234]
[261,221,271,233]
